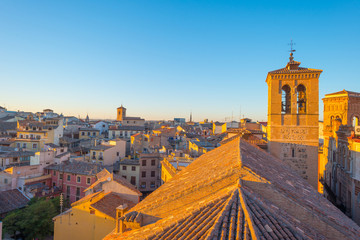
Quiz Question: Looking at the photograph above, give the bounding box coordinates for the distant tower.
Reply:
[266,45,322,189]
[117,105,127,121]
[190,112,193,122]
[85,114,89,123]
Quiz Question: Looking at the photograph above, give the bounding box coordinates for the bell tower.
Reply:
[117,105,127,121]
[266,49,322,189]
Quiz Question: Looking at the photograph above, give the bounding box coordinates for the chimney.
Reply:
[115,204,128,233]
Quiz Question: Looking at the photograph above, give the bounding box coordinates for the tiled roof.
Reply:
[55,151,70,158]
[214,121,225,126]
[0,189,29,214]
[268,66,322,74]
[45,143,60,148]
[191,140,214,148]
[110,126,145,131]
[0,150,35,158]
[86,170,141,196]
[45,160,104,176]
[324,89,360,97]
[119,158,139,166]
[123,117,143,120]
[79,128,100,131]
[60,136,81,143]
[121,188,304,240]
[0,122,17,132]
[105,138,360,240]
[91,145,113,151]
[91,192,136,219]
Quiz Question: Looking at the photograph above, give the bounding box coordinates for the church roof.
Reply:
[104,138,360,240]
[267,54,322,75]
[268,66,322,74]
[324,89,360,98]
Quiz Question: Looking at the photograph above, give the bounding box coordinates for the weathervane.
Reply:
[288,39,296,61]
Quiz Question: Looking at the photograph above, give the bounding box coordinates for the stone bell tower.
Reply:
[266,50,322,189]
[117,105,127,121]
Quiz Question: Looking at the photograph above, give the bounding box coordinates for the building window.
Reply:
[297,84,306,114]
[142,160,146,166]
[67,186,70,198]
[59,173,63,180]
[281,85,291,114]
[87,177,91,184]
[132,166,136,171]
[142,171,146,177]
[352,116,359,127]
[32,144,37,149]
[93,132,96,136]
[67,175,71,181]
[150,182,155,188]
[52,182,56,187]
[122,175,127,179]
[87,132,90,136]
[76,187,80,196]
[140,182,146,189]
[131,176,136,185]
[122,166,127,170]
[22,143,27,148]
[53,171,56,176]
[77,176,81,183]
[81,132,84,136]
[151,160,156,166]
[117,152,119,156]
[151,171,155,177]
[4,178,8,184]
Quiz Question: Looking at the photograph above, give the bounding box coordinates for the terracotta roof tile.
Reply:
[104,139,360,240]
[91,192,136,219]
[0,189,29,214]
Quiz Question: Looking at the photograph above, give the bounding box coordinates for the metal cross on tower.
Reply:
[288,39,296,53]
[288,40,296,61]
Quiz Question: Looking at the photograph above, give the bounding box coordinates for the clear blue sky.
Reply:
[1,1,359,121]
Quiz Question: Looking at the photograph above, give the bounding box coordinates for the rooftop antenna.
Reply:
[288,39,296,61]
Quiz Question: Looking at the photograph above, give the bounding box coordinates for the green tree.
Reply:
[2,209,24,237]
[2,196,62,240]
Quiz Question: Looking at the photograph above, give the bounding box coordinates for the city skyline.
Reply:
[1,1,359,121]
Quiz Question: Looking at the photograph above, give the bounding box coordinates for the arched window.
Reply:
[352,116,359,127]
[330,116,334,129]
[297,84,306,114]
[282,85,291,114]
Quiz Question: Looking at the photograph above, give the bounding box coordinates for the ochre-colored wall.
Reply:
[267,69,322,190]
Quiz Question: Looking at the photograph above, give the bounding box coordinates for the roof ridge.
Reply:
[238,187,260,240]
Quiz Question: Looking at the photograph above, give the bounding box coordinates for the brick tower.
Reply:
[117,105,127,121]
[266,51,322,189]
